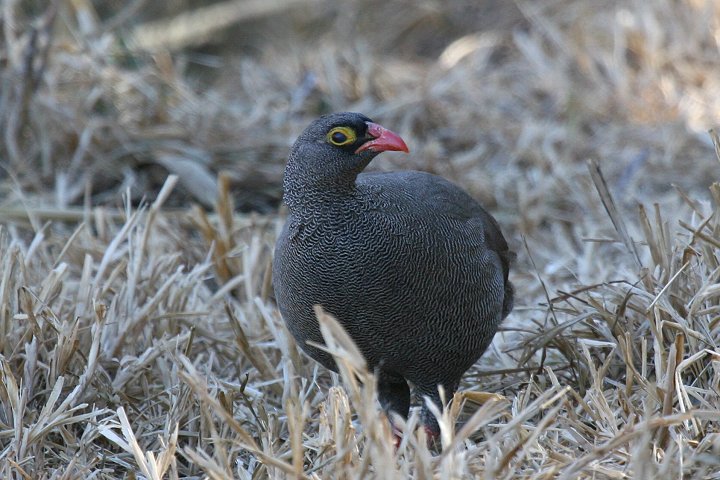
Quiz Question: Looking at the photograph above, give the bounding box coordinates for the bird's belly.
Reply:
[273,225,504,378]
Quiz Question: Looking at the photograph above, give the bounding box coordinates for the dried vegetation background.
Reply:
[1,0,720,478]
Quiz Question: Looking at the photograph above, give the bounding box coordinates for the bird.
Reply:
[272,112,514,440]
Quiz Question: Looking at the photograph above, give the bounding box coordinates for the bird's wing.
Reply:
[358,170,515,281]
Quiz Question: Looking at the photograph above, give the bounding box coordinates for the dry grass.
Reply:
[1,0,720,478]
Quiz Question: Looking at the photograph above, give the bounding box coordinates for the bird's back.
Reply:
[358,170,514,313]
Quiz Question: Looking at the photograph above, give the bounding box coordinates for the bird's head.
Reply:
[284,112,409,203]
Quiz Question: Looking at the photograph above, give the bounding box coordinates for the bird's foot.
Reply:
[422,425,440,447]
[389,422,404,449]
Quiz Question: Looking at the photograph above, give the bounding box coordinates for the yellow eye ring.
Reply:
[327,126,357,146]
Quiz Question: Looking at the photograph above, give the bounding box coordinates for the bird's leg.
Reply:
[417,381,459,443]
[376,371,410,441]
[417,388,442,442]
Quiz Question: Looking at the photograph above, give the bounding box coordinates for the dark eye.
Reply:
[327,126,357,146]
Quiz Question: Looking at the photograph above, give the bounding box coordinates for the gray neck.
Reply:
[282,146,374,213]
[282,164,361,213]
